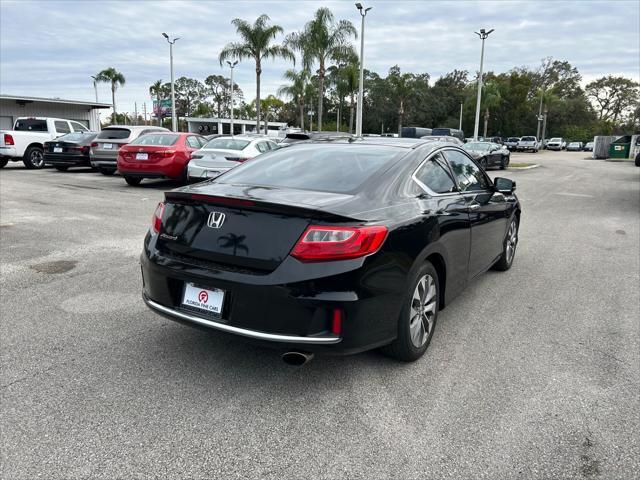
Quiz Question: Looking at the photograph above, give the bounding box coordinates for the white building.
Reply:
[185,117,288,137]
[0,94,111,131]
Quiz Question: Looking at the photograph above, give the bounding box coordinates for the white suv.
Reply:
[517,136,539,153]
[547,138,566,151]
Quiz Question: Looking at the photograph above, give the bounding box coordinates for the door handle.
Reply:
[467,203,481,211]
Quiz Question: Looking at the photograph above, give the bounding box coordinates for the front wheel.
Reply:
[0,158,8,168]
[124,176,142,186]
[23,146,45,169]
[381,261,439,362]
[500,155,509,169]
[54,165,69,172]
[493,217,519,271]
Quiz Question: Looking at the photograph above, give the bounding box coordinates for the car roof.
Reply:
[104,125,170,131]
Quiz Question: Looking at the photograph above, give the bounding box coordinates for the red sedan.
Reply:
[117,132,207,186]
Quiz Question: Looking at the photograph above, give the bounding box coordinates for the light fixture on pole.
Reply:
[472,28,494,141]
[162,32,180,132]
[226,60,238,136]
[355,2,372,137]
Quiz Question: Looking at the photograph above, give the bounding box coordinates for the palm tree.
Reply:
[95,68,126,124]
[481,81,502,138]
[149,80,164,127]
[387,66,414,135]
[277,69,310,129]
[287,8,357,130]
[329,62,358,132]
[219,15,294,131]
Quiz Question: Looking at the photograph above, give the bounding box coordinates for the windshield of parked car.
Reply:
[97,128,131,139]
[218,144,402,194]
[549,138,561,142]
[14,119,48,132]
[521,136,536,141]
[204,138,251,150]
[130,134,179,146]
[507,137,519,142]
[464,142,491,151]
[56,132,97,143]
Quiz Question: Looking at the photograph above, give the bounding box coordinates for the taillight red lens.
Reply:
[151,202,165,233]
[291,225,388,262]
[81,146,90,154]
[91,142,98,148]
[4,134,14,146]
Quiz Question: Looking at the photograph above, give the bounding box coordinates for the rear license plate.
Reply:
[136,152,149,160]
[103,143,113,149]
[53,147,63,153]
[182,283,224,315]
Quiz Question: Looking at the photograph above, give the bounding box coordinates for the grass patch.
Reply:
[509,162,537,168]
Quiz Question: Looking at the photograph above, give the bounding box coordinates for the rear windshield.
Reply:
[205,138,250,150]
[56,132,97,143]
[549,138,562,142]
[97,128,131,140]
[521,136,536,141]
[218,144,402,194]
[14,119,48,132]
[507,137,519,142]
[464,142,491,151]
[130,134,179,146]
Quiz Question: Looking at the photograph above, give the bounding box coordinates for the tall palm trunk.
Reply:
[157,94,162,126]
[299,99,305,130]
[317,61,325,131]
[111,84,117,124]
[255,60,262,132]
[483,107,489,138]
[349,92,354,133]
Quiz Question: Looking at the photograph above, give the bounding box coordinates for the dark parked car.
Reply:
[43,132,98,171]
[401,127,432,138]
[280,131,354,144]
[463,141,510,169]
[431,128,465,142]
[141,140,521,363]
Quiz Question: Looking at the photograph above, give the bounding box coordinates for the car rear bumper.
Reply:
[0,146,18,158]
[140,238,404,355]
[118,157,185,179]
[90,152,118,169]
[44,153,91,166]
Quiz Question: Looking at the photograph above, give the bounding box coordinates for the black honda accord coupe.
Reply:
[141,139,521,362]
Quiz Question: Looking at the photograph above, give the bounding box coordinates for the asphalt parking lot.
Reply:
[1,150,638,479]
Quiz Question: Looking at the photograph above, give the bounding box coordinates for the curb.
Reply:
[508,164,540,170]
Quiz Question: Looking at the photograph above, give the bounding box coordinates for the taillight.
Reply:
[151,202,165,234]
[227,157,250,162]
[162,150,176,157]
[4,134,14,146]
[291,225,388,262]
[91,142,98,148]
[81,146,90,154]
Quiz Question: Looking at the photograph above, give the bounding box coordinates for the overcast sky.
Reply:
[1,0,638,116]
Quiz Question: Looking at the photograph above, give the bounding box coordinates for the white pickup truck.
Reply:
[0,117,91,169]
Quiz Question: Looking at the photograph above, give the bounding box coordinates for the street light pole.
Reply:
[226,60,238,136]
[472,28,494,141]
[459,102,463,130]
[355,3,372,137]
[162,32,180,132]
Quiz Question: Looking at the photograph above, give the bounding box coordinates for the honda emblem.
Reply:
[207,212,226,229]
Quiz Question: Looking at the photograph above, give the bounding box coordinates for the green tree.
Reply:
[259,95,285,133]
[481,81,502,137]
[278,69,310,129]
[287,8,357,130]
[586,76,640,123]
[219,15,294,131]
[149,80,166,126]
[174,77,205,118]
[95,67,125,124]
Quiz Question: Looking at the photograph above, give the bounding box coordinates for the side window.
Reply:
[54,121,71,134]
[414,153,457,194]
[256,142,269,153]
[268,141,279,150]
[443,149,490,192]
[186,136,200,148]
[71,121,88,132]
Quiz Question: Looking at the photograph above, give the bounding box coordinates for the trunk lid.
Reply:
[121,145,175,162]
[158,183,356,272]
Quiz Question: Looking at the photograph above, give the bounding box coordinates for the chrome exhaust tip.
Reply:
[281,350,314,366]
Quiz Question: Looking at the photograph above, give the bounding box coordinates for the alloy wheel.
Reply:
[409,274,437,347]
[31,149,44,168]
[506,220,518,263]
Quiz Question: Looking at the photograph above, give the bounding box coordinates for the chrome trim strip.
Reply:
[144,296,342,345]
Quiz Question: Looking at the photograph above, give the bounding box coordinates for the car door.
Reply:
[413,151,471,297]
[443,148,510,278]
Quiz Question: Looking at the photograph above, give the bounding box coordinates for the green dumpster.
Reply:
[609,135,631,159]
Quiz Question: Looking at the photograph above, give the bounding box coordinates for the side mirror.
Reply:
[494,177,516,194]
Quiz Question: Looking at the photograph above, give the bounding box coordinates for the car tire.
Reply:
[480,158,487,170]
[98,168,115,176]
[0,158,8,168]
[381,261,439,362]
[635,153,640,167]
[500,155,508,169]
[23,146,45,169]
[493,217,519,271]
[54,166,69,172]
[124,176,142,186]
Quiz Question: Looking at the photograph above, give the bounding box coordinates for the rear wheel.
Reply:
[500,155,509,169]
[493,217,519,271]
[480,157,487,170]
[23,146,45,169]
[381,261,439,362]
[98,168,115,176]
[0,159,8,168]
[54,165,69,172]
[124,176,142,186]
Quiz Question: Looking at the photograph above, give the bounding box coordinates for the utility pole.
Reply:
[162,33,180,132]
[134,102,138,125]
[143,103,147,125]
[473,28,494,141]
[459,102,463,130]
[355,3,372,137]
[226,60,238,135]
